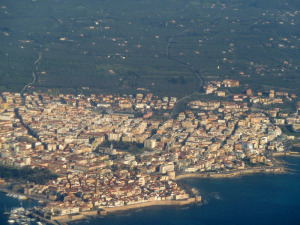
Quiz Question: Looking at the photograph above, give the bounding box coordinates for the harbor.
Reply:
[0,191,42,225]
[6,193,28,201]
[7,206,36,225]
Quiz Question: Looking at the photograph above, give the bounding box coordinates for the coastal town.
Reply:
[1,79,300,223]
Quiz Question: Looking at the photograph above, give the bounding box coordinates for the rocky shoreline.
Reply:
[175,153,300,180]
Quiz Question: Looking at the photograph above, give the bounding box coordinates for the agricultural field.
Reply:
[0,0,300,97]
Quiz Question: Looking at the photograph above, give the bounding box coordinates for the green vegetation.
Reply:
[286,139,300,152]
[0,164,58,185]
[279,125,300,137]
[261,100,297,113]
[1,0,300,97]
[99,140,145,155]
[289,139,300,146]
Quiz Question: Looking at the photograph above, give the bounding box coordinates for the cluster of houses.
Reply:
[203,79,297,105]
[0,84,299,216]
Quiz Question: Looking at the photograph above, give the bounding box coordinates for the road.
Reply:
[165,4,237,89]
[21,52,42,95]
[165,4,242,118]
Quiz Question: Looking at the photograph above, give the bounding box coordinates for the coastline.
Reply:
[176,167,286,180]
[54,165,287,223]
[2,153,299,224]
[49,198,200,223]
[102,197,198,213]
[3,157,300,225]
[176,152,300,180]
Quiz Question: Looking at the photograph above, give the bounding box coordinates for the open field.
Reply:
[1,0,300,97]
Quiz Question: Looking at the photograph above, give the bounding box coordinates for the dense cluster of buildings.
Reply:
[203,79,297,105]
[0,83,299,218]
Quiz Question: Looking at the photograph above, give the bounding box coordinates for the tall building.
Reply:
[269,90,275,99]
[246,89,252,96]
[144,139,156,149]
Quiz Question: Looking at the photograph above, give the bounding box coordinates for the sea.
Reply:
[0,192,40,225]
[1,156,300,225]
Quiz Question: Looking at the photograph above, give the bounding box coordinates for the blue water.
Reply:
[2,157,300,225]
[0,192,40,225]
